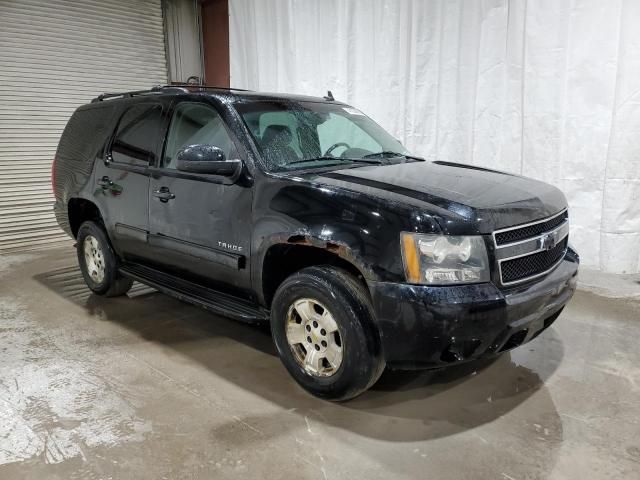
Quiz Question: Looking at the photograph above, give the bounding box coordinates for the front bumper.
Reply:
[368,248,579,369]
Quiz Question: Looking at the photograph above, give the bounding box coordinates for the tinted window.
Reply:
[57,104,116,173]
[163,103,236,169]
[111,104,163,166]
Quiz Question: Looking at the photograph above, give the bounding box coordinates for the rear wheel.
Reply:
[271,266,385,401]
[76,220,132,297]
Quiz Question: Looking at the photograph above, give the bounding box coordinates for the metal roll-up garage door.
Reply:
[0,0,168,253]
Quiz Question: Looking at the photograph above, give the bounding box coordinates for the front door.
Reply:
[147,101,252,294]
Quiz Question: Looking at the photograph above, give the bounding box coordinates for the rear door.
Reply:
[147,100,253,294]
[93,101,165,260]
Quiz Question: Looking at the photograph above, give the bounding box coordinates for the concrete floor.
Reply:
[0,248,639,480]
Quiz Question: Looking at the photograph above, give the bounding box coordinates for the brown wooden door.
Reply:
[201,0,230,87]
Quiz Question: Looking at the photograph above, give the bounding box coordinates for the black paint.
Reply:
[53,87,578,367]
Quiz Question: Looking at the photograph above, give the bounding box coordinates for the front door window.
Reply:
[163,103,236,169]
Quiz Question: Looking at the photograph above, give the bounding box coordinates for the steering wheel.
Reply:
[323,142,351,157]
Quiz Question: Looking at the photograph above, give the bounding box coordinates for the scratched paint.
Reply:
[0,298,151,465]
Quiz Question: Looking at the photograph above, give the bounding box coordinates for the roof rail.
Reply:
[167,83,253,93]
[91,84,251,102]
[91,85,189,103]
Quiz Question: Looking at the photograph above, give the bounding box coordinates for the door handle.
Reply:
[97,176,113,189]
[153,187,175,203]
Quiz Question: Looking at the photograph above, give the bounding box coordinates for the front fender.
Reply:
[256,232,375,280]
[251,177,442,303]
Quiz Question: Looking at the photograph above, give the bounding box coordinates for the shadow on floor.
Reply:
[34,263,565,443]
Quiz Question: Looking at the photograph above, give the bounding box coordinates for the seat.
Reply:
[261,125,299,169]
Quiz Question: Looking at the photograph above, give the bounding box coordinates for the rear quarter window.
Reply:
[56,104,117,177]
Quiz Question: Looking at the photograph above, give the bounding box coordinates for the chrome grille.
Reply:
[493,209,569,286]
[495,210,568,246]
[501,237,568,283]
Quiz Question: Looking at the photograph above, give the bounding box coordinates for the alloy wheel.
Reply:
[83,235,105,284]
[285,298,343,377]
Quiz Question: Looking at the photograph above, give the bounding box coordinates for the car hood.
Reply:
[310,160,567,234]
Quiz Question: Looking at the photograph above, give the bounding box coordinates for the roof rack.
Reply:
[91,84,251,103]
[170,83,252,92]
[91,85,185,102]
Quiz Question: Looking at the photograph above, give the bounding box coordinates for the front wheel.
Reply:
[270,266,385,401]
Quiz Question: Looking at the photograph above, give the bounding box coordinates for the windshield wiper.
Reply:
[286,156,344,166]
[343,158,384,164]
[362,151,425,161]
[286,156,383,166]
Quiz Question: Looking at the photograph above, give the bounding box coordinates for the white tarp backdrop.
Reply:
[229,0,640,273]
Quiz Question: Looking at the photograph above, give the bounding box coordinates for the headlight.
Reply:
[400,233,490,285]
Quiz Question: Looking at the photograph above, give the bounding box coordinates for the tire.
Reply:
[270,266,385,401]
[76,220,132,297]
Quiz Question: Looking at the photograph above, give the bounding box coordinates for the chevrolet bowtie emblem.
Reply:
[541,232,556,250]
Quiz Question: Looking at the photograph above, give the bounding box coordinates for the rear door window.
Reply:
[110,104,163,166]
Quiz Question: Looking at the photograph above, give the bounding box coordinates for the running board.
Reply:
[119,263,269,323]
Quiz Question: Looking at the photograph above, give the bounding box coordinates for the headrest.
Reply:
[262,124,292,145]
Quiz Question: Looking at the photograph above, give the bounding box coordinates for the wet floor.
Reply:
[0,247,639,479]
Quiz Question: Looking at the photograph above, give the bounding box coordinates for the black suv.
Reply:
[53,85,579,400]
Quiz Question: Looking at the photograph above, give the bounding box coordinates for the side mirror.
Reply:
[176,144,242,177]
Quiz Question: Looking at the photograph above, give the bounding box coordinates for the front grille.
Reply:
[495,210,568,246]
[501,237,568,283]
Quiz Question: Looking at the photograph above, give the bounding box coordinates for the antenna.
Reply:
[324,90,335,101]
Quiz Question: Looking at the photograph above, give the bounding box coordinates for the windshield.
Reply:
[234,100,410,172]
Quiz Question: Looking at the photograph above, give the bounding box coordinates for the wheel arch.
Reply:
[259,234,375,308]
[67,197,104,238]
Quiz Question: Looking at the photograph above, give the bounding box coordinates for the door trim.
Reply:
[115,223,148,243]
[148,166,235,185]
[148,233,245,269]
